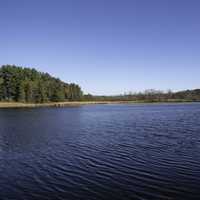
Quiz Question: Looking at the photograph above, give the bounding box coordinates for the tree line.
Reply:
[0,65,199,103]
[0,65,83,103]
[84,89,200,102]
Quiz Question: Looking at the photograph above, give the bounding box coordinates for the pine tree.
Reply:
[0,65,83,103]
[18,83,26,102]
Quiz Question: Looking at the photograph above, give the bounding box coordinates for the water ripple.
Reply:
[1,104,200,199]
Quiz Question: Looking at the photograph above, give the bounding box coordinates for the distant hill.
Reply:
[0,65,83,103]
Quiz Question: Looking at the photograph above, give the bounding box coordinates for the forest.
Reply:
[0,65,83,103]
[0,65,200,104]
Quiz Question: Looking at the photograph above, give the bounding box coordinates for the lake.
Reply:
[0,103,200,200]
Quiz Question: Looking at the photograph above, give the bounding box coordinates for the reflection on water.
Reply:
[0,104,200,200]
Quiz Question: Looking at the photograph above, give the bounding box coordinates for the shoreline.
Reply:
[0,100,197,108]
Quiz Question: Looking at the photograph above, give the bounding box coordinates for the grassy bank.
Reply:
[0,101,135,108]
[0,99,196,108]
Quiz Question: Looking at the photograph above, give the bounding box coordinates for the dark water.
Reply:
[1,103,200,200]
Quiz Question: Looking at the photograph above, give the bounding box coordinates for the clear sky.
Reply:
[0,0,200,95]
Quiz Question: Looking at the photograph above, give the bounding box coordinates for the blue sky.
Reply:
[0,0,200,95]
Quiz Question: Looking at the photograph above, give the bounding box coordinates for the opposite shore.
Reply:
[0,100,196,108]
[1,66,200,106]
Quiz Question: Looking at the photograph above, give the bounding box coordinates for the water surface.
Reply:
[1,103,200,200]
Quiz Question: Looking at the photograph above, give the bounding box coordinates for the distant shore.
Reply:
[0,101,114,108]
[0,100,196,108]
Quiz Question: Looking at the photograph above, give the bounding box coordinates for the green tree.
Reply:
[17,83,26,102]
[0,65,83,103]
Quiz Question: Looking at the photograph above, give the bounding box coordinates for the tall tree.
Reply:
[0,65,83,103]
